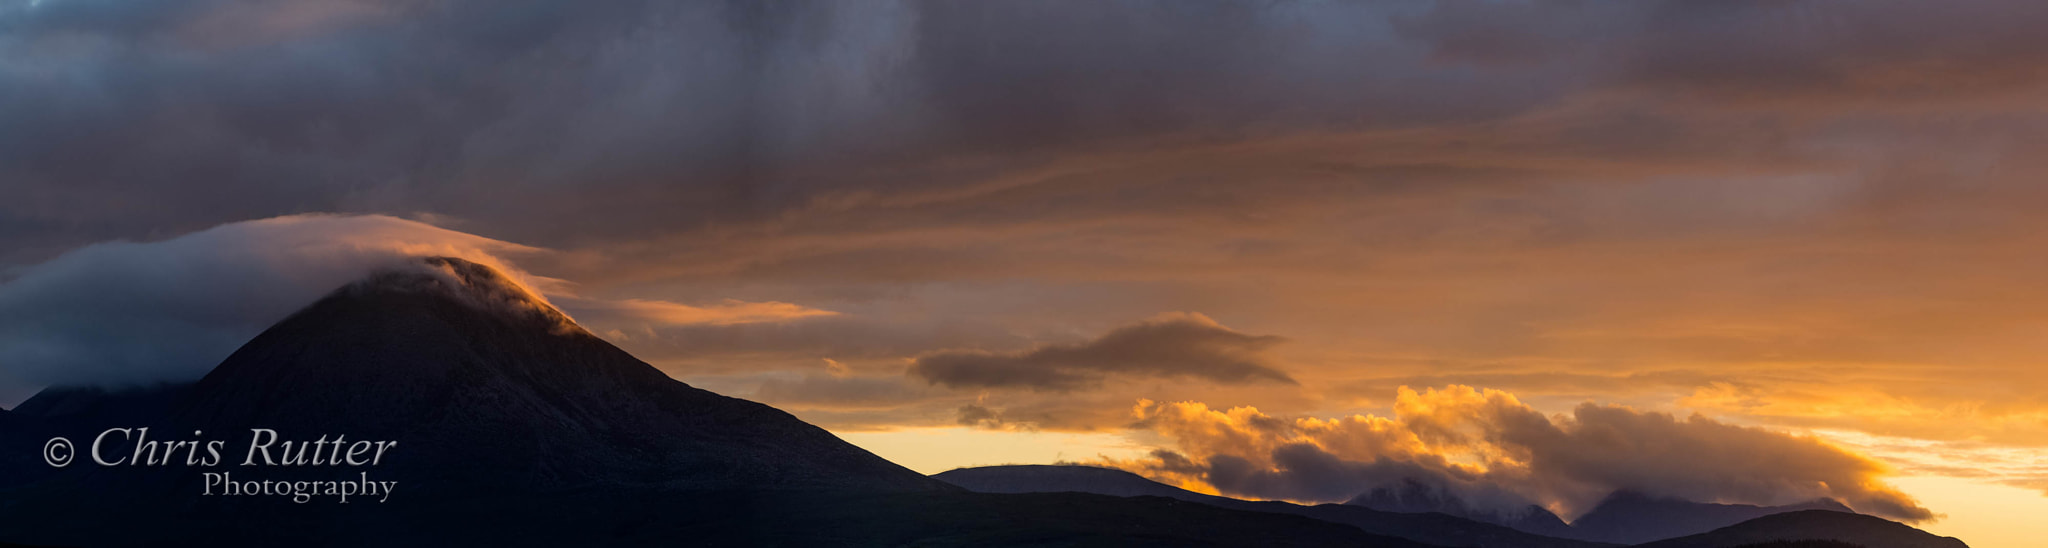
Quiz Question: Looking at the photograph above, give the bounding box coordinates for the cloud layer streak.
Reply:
[909,313,1294,392]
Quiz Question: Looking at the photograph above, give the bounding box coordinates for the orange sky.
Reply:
[588,94,2048,546]
[4,2,2047,546]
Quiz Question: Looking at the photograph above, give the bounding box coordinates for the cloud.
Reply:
[1103,385,1933,522]
[559,297,837,327]
[0,214,540,392]
[41,0,2044,264]
[908,312,1294,392]
[955,403,1004,429]
[578,312,1041,377]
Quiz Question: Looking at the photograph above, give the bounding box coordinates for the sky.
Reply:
[3,0,2047,545]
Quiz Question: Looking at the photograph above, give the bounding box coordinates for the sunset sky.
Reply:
[3,1,2047,546]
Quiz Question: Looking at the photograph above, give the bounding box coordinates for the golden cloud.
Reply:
[1102,385,1933,522]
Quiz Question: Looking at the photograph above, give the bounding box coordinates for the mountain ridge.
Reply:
[936,464,1613,548]
[1631,510,1967,548]
[1572,490,1857,545]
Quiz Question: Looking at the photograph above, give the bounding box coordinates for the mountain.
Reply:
[1718,542,1864,548]
[937,464,1613,548]
[1720,539,1867,543]
[1347,477,1577,538]
[1572,491,1856,545]
[0,258,1435,547]
[1630,510,1968,548]
[936,462,1205,498]
[171,257,948,494]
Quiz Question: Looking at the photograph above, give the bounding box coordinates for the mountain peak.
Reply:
[341,256,581,335]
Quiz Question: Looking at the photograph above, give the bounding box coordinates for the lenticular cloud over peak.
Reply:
[0,214,546,393]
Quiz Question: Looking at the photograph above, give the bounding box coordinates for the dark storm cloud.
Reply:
[908,313,1293,392]
[0,0,876,263]
[1388,1,2048,115]
[5,0,2043,279]
[34,0,2048,267]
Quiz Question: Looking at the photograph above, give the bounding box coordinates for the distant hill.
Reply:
[937,464,1611,548]
[935,463,1207,499]
[1631,510,1967,548]
[1348,477,1577,538]
[1572,490,1855,545]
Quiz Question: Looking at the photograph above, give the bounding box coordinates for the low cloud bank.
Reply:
[1104,385,1933,522]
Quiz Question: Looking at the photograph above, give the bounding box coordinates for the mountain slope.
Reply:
[1630,510,1968,548]
[936,463,1204,498]
[937,464,1612,548]
[1573,491,1855,545]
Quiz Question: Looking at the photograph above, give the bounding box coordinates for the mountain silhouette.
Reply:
[0,258,1433,547]
[1629,510,1968,548]
[936,464,1612,548]
[1347,477,1577,538]
[1571,490,1856,544]
[168,257,947,494]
